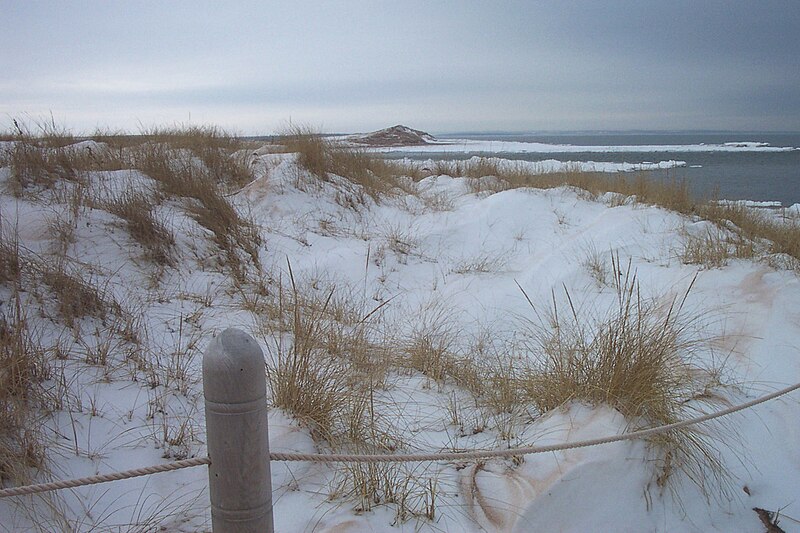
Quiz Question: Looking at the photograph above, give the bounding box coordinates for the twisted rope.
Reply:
[2,381,797,498]
[0,456,211,498]
[270,380,800,463]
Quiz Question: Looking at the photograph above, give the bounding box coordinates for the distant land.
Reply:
[344,125,437,146]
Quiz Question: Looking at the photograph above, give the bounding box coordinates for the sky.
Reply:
[2,1,800,135]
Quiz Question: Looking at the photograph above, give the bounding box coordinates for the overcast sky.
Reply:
[3,1,800,134]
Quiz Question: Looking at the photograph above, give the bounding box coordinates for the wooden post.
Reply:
[203,328,273,532]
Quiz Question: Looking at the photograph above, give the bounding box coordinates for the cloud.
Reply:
[1,0,798,132]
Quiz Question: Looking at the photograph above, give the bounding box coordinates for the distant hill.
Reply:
[345,125,437,147]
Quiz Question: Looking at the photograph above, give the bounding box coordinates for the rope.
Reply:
[270,380,800,463]
[0,457,210,499]
[1,381,797,499]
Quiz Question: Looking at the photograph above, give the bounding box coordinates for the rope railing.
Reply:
[2,379,797,500]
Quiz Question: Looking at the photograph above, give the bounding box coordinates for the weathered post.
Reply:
[203,328,273,532]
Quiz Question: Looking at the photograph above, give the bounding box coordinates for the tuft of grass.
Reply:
[104,190,176,266]
[266,272,350,440]
[279,125,331,180]
[280,125,417,202]
[679,226,756,268]
[402,304,458,383]
[130,139,261,281]
[517,267,730,497]
[4,139,80,197]
[697,203,800,268]
[0,290,49,484]
[451,251,507,275]
[35,259,118,328]
[0,214,23,285]
[260,268,443,523]
[333,461,439,525]
[582,243,611,286]
[1,120,133,197]
[136,125,254,189]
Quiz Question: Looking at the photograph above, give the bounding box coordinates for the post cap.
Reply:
[203,328,266,404]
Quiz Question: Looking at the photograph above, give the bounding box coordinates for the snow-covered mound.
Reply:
[0,145,799,532]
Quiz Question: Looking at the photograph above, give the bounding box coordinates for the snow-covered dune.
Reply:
[0,147,798,532]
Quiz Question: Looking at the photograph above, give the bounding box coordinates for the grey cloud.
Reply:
[1,0,798,133]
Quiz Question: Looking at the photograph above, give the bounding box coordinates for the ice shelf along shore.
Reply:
[372,139,799,154]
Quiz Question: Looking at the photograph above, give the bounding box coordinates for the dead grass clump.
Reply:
[280,125,409,201]
[0,119,115,196]
[451,251,507,274]
[130,141,195,198]
[36,260,118,328]
[402,305,458,382]
[405,331,454,382]
[522,171,694,214]
[104,190,176,266]
[698,203,800,266]
[4,139,81,197]
[131,141,261,280]
[680,226,756,268]
[373,224,420,266]
[333,462,438,524]
[264,268,402,442]
[138,125,253,189]
[267,280,350,439]
[89,129,145,150]
[279,124,332,179]
[582,243,612,286]
[517,268,729,496]
[185,184,262,280]
[430,159,467,178]
[0,216,23,285]
[466,175,510,196]
[0,291,48,484]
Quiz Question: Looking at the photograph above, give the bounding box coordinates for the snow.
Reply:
[371,139,799,154]
[414,155,686,174]
[1,149,799,532]
[717,199,783,208]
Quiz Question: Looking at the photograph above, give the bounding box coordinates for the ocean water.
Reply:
[428,133,800,206]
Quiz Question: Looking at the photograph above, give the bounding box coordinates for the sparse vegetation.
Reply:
[0,291,49,485]
[1,121,796,530]
[128,133,261,281]
[0,216,22,285]
[680,225,757,268]
[516,265,730,497]
[36,259,118,328]
[279,125,421,201]
[267,281,351,440]
[697,203,800,268]
[104,190,176,266]
[134,125,254,190]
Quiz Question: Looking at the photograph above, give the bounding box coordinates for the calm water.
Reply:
[419,133,800,206]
